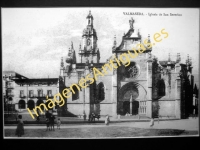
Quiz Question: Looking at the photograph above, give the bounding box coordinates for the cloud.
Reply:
[2,8,199,78]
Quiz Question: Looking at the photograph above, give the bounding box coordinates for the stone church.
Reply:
[58,11,195,119]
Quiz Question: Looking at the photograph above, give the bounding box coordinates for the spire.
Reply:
[186,54,189,65]
[179,53,181,62]
[79,43,82,54]
[168,53,171,62]
[148,34,151,43]
[71,41,74,50]
[167,53,171,65]
[60,57,64,68]
[129,17,134,29]
[176,53,181,63]
[113,35,117,47]
[189,57,192,66]
[68,47,72,56]
[86,10,93,19]
[112,35,117,51]
[114,35,116,46]
[86,10,93,27]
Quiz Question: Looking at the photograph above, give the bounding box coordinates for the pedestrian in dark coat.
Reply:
[49,114,55,131]
[15,115,24,137]
[46,118,50,131]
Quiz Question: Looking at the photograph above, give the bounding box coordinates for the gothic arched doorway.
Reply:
[28,100,35,110]
[123,101,130,115]
[118,82,139,115]
[132,101,139,115]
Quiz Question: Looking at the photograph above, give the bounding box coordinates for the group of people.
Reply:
[88,113,99,122]
[45,111,61,131]
[15,112,111,137]
[15,112,62,137]
[88,113,110,125]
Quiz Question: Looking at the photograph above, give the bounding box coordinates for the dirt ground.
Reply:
[4,126,198,139]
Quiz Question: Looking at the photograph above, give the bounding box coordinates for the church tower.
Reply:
[79,11,100,64]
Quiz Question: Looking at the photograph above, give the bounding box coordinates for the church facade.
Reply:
[58,11,195,119]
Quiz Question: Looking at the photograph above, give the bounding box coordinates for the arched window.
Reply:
[19,100,26,109]
[157,79,165,96]
[45,100,53,110]
[37,99,45,110]
[97,82,105,101]
[28,100,35,110]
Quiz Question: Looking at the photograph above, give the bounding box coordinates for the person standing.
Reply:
[15,115,24,137]
[92,113,95,122]
[49,114,55,131]
[45,111,51,119]
[57,118,61,129]
[88,113,92,122]
[46,118,50,131]
[150,118,154,127]
[83,113,86,121]
[105,115,110,125]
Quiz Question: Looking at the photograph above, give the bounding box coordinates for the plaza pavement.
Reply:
[4,118,199,131]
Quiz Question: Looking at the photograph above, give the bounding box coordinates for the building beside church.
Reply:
[58,11,196,119]
[3,71,58,113]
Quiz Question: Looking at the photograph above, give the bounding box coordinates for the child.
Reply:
[105,114,110,125]
[46,118,50,131]
[57,118,61,129]
[15,115,24,137]
[150,118,154,127]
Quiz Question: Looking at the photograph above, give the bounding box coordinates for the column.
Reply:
[112,62,118,118]
[146,59,153,118]
[175,63,181,119]
[84,67,90,119]
[130,96,133,115]
[193,94,196,115]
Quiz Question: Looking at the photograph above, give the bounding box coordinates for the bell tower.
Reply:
[86,10,93,28]
[79,11,100,64]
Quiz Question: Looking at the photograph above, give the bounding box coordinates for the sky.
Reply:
[2,8,199,81]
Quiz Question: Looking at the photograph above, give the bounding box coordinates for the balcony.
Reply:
[19,95,26,98]
[47,94,53,98]
[24,94,54,98]
[32,94,53,98]
[29,94,34,98]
